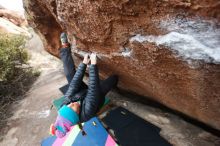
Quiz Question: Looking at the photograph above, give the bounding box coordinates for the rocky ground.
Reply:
[0,31,219,146]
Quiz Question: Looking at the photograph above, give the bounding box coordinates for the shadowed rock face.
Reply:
[23,0,220,130]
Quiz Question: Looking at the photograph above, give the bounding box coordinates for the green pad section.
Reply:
[53,96,110,111]
[53,96,65,110]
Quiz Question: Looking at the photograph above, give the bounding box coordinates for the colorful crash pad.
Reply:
[41,117,118,146]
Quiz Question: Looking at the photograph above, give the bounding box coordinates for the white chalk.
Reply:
[130,18,220,64]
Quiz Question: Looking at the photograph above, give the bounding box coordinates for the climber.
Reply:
[50,32,118,138]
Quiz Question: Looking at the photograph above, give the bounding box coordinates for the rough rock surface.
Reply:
[23,0,220,130]
[0,7,29,35]
[0,8,26,27]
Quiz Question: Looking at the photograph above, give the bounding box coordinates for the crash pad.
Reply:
[41,117,118,146]
[103,107,171,146]
[59,84,69,94]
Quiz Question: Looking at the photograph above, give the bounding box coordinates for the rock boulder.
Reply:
[23,0,220,130]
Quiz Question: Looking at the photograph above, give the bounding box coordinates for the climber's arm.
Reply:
[80,53,101,121]
[64,54,90,99]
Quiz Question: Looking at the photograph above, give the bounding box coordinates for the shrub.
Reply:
[0,34,29,81]
[0,33,40,131]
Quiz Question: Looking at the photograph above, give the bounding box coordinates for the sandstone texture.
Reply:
[23,0,220,130]
[0,8,26,26]
[0,7,29,35]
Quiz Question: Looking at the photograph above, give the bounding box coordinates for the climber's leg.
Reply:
[93,75,118,111]
[60,32,76,84]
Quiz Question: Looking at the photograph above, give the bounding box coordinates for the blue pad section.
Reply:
[41,117,112,146]
[72,117,108,146]
[41,136,56,146]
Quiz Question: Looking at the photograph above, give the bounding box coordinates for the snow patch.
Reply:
[130,19,220,64]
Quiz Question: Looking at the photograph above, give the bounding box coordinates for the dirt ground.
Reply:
[0,69,65,146]
[0,31,219,146]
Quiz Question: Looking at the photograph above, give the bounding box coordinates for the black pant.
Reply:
[98,75,118,108]
[60,48,118,106]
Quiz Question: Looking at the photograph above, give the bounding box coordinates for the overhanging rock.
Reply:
[23,0,220,130]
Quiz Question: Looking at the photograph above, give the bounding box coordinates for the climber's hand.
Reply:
[83,54,90,65]
[90,53,97,65]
